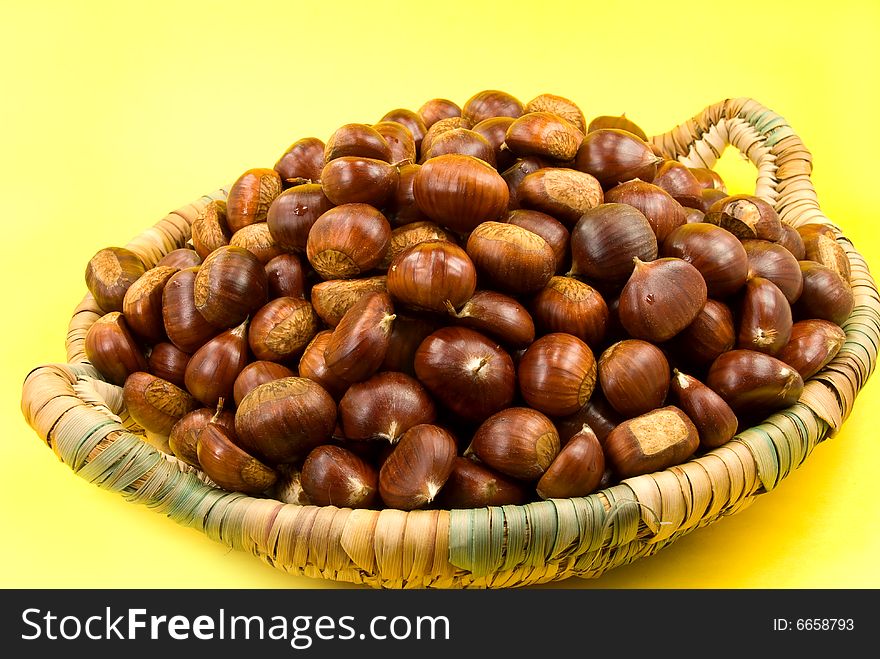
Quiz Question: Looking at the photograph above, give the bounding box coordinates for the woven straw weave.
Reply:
[20,98,880,588]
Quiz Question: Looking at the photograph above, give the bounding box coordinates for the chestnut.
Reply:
[421,127,496,166]
[776,223,806,260]
[320,156,399,207]
[525,93,587,133]
[381,315,440,376]
[297,330,350,400]
[191,200,230,260]
[737,276,792,355]
[437,456,529,509]
[516,168,604,227]
[447,289,535,350]
[793,260,854,326]
[323,290,396,383]
[248,296,319,363]
[157,248,201,270]
[378,424,457,510]
[85,246,146,313]
[461,89,524,127]
[555,392,621,446]
[310,275,388,327]
[669,299,736,367]
[598,339,670,418]
[587,114,648,141]
[266,183,335,253]
[232,360,296,407]
[574,128,661,189]
[229,222,284,265]
[469,407,560,481]
[235,376,337,465]
[197,417,277,496]
[193,245,268,329]
[669,370,738,449]
[265,253,306,300]
[776,319,846,380]
[530,276,608,349]
[123,371,199,438]
[706,349,804,419]
[419,117,463,163]
[324,123,392,163]
[517,332,597,417]
[471,116,517,171]
[741,239,803,304]
[183,318,250,408]
[413,154,509,233]
[301,445,378,509]
[618,257,708,343]
[414,326,516,422]
[378,221,456,270]
[386,239,476,313]
[338,371,436,443]
[147,341,190,388]
[604,406,700,479]
[168,406,236,468]
[372,120,417,166]
[604,179,687,242]
[84,311,149,386]
[504,111,584,162]
[386,163,427,226]
[274,136,325,184]
[119,265,178,343]
[536,426,605,499]
[466,221,556,294]
[379,108,427,152]
[705,194,782,241]
[505,209,570,273]
[226,167,283,234]
[800,227,851,283]
[570,203,658,285]
[418,98,462,129]
[162,267,221,354]
[652,160,704,207]
[306,203,391,280]
[501,156,548,210]
[661,223,749,298]
[689,167,727,191]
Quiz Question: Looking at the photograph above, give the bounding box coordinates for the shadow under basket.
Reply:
[20,97,880,589]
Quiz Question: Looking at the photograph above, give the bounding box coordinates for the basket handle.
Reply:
[649,97,833,231]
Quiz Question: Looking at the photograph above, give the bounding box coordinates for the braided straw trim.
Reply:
[20,98,880,588]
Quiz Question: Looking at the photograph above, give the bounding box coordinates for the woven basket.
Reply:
[20,97,880,589]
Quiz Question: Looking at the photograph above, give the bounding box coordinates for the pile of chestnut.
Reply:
[82,90,854,512]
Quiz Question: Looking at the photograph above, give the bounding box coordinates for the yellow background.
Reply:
[2,0,879,589]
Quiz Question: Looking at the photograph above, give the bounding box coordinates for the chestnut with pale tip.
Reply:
[618,257,707,343]
[516,168,604,227]
[229,222,284,265]
[505,209,570,273]
[274,136,325,184]
[193,245,268,329]
[465,221,556,294]
[536,425,605,499]
[598,339,670,418]
[386,239,477,314]
[310,275,388,328]
[503,111,584,162]
[84,311,149,386]
[705,194,783,241]
[226,168,283,234]
[469,407,561,481]
[737,276,792,355]
[247,296,320,363]
[418,117,463,163]
[338,371,436,443]
[526,93,587,134]
[197,413,278,496]
[437,456,530,509]
[300,445,379,509]
[85,246,147,313]
[183,318,251,408]
[323,290,396,384]
[191,200,230,260]
[517,332,597,417]
[414,326,516,422]
[605,406,700,479]
[306,203,392,281]
[706,349,804,419]
[123,371,200,437]
[378,424,458,511]
[652,160,704,207]
[800,227,851,283]
[378,221,456,270]
[669,370,738,449]
[235,376,338,465]
[794,260,854,327]
[232,360,296,407]
[169,407,236,469]
[776,319,847,380]
[604,179,686,242]
[661,223,749,298]
[574,128,662,189]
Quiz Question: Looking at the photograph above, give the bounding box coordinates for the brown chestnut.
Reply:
[157,248,201,270]
[147,341,190,388]
[741,239,803,304]
[447,289,536,350]
[604,179,686,242]
[324,123,392,163]
[274,136,325,184]
[669,370,738,449]
[386,239,477,313]
[297,330,350,400]
[378,221,457,270]
[689,167,726,191]
[247,297,319,363]
[526,93,587,134]
[422,128,496,166]
[530,276,608,349]
[418,98,462,129]
[437,456,529,509]
[197,417,277,496]
[501,156,547,210]
[372,120,417,166]
[587,114,648,141]
[122,265,178,343]
[301,445,378,509]
[505,209,570,273]
[162,267,221,354]
[413,154,509,233]
[661,223,749,298]
[466,221,556,294]
[380,315,440,376]
[652,160,704,206]
[604,406,700,479]
[618,257,707,343]
[574,128,661,189]
[266,183,334,253]
[380,108,427,152]
[800,227,851,282]
[378,424,458,510]
[471,116,517,171]
[323,291,396,383]
[84,311,149,386]
[517,332,597,417]
[306,203,391,280]
[776,223,806,260]
[419,117,463,163]
[776,319,847,380]
[168,406,236,468]
[516,168,603,227]
[570,203,658,285]
[555,392,622,446]
[504,111,584,162]
[469,407,560,481]
[85,246,146,313]
[265,253,306,300]
[705,194,782,241]
[310,275,388,327]
[338,371,436,443]
[191,200,230,260]
[235,376,337,464]
[232,360,296,407]
[737,276,793,355]
[226,168,283,234]
[669,299,736,367]
[793,260,854,326]
[320,156,399,207]
[461,89,524,127]
[229,222,284,264]
[536,425,605,499]
[193,245,268,329]
[123,371,199,437]
[706,349,804,419]
[386,163,427,226]
[183,318,250,408]
[598,339,670,418]
[414,326,516,422]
